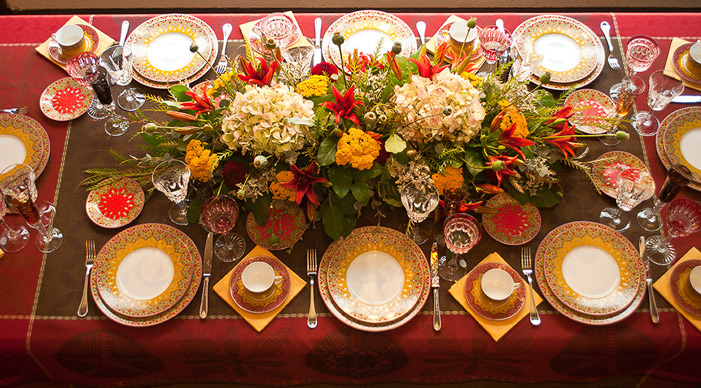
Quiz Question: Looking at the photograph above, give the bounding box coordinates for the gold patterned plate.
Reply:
[93,223,195,318]
[464,262,526,320]
[246,199,307,251]
[326,228,429,324]
[85,177,145,228]
[0,114,49,178]
[229,255,291,314]
[318,226,430,331]
[672,43,701,84]
[482,193,540,246]
[670,259,701,316]
[661,106,701,186]
[656,107,701,191]
[591,151,655,199]
[535,221,645,325]
[564,89,614,134]
[322,10,417,69]
[48,24,100,65]
[127,14,217,83]
[40,77,94,122]
[541,221,644,316]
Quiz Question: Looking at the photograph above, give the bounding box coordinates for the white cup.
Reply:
[685,42,701,75]
[481,268,518,303]
[241,260,283,300]
[443,21,478,54]
[689,266,701,295]
[52,24,85,57]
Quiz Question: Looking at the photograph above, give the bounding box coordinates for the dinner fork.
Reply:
[215,23,233,75]
[77,240,95,318]
[600,22,621,70]
[0,106,28,115]
[521,247,541,326]
[307,249,318,329]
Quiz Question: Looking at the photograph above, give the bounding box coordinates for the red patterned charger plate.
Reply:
[246,199,307,250]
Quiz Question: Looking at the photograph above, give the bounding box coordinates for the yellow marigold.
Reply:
[497,100,512,109]
[207,71,234,98]
[461,72,482,87]
[335,128,380,170]
[185,139,219,182]
[500,106,529,138]
[296,75,329,98]
[432,166,464,195]
[269,171,296,201]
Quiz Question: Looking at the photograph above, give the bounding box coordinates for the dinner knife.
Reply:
[672,95,701,103]
[642,236,659,324]
[313,18,322,66]
[430,242,441,331]
[199,232,213,319]
[118,21,129,47]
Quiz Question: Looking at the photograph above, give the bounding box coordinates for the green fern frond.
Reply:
[563,158,601,195]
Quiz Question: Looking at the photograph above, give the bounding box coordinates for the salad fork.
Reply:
[77,240,95,317]
[0,106,28,115]
[215,23,233,75]
[521,247,541,326]
[307,249,318,329]
[600,22,621,70]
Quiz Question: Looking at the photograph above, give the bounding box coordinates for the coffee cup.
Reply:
[442,20,478,55]
[241,260,283,300]
[52,24,86,58]
[689,265,701,295]
[481,268,519,304]
[684,42,701,75]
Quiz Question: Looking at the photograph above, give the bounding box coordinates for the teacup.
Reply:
[684,42,701,75]
[442,20,478,55]
[241,260,283,300]
[52,24,86,58]
[689,265,701,295]
[481,268,519,304]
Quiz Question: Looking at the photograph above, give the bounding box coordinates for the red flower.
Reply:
[499,124,535,160]
[181,91,214,117]
[545,105,574,130]
[486,155,519,187]
[408,54,448,79]
[321,84,363,126]
[543,123,582,159]
[347,51,384,73]
[280,162,328,205]
[238,57,278,86]
[311,61,339,76]
[222,161,248,188]
[438,199,483,212]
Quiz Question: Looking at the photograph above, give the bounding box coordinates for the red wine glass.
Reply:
[200,195,246,262]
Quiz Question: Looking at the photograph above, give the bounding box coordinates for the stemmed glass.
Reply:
[631,70,684,137]
[0,164,62,253]
[280,38,315,86]
[439,213,481,282]
[609,35,660,102]
[637,164,692,231]
[510,46,544,82]
[152,160,191,226]
[100,45,146,112]
[600,75,645,146]
[599,168,653,232]
[478,26,513,75]
[0,191,29,252]
[400,182,439,245]
[200,195,247,262]
[646,198,701,265]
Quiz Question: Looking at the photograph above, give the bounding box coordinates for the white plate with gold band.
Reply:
[661,107,701,187]
[0,114,49,179]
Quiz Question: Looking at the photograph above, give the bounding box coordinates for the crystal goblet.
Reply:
[609,35,660,102]
[100,45,146,111]
[152,159,191,226]
[200,195,246,262]
[600,75,645,146]
[646,198,701,265]
[637,164,692,231]
[599,168,653,232]
[0,191,29,252]
[631,70,684,137]
[478,26,512,75]
[400,182,439,245]
[440,213,481,282]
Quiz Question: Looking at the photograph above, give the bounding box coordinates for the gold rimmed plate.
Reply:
[661,106,701,186]
[0,114,49,178]
[464,262,526,321]
[564,89,614,134]
[591,151,655,199]
[229,255,291,314]
[656,107,701,191]
[85,177,145,228]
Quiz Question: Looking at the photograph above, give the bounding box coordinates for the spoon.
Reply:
[416,21,426,45]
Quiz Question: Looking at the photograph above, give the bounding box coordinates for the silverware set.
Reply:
[600,21,621,70]
[77,240,95,317]
[1,106,28,115]
[521,247,541,326]
[306,249,318,328]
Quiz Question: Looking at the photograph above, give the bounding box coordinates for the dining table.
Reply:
[0,11,700,388]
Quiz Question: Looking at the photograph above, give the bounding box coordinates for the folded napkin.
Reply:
[425,15,486,70]
[663,37,701,92]
[239,11,313,53]
[213,245,305,332]
[35,15,115,70]
[449,252,543,341]
[654,247,701,332]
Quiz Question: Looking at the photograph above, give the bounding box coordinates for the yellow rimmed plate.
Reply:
[661,107,701,186]
[656,107,701,191]
[0,114,49,178]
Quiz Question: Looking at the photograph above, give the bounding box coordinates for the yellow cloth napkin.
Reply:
[213,245,305,332]
[425,15,485,70]
[654,247,701,332]
[35,15,115,70]
[663,37,701,92]
[449,252,543,341]
[239,11,312,52]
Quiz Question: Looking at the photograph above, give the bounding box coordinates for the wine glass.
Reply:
[0,164,62,253]
[152,159,191,226]
[599,168,654,232]
[631,70,684,137]
[609,35,660,102]
[200,195,246,262]
[637,164,692,231]
[400,182,439,245]
[646,198,701,265]
[510,47,544,82]
[0,191,30,252]
[100,45,146,112]
[478,26,513,75]
[439,213,481,282]
[600,75,645,146]
[281,38,315,86]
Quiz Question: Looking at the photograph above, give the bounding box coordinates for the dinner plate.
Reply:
[246,200,307,250]
[656,107,701,191]
[672,43,701,84]
[591,151,655,199]
[325,228,429,324]
[463,262,526,321]
[48,24,100,65]
[318,226,430,331]
[40,77,94,122]
[90,224,201,326]
[229,255,291,314]
[535,221,645,325]
[322,10,416,69]
[564,89,614,134]
[482,193,540,246]
[670,259,701,316]
[0,114,49,178]
[85,177,145,228]
[93,223,195,318]
[661,106,701,185]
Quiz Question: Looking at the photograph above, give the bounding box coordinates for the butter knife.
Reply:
[642,236,659,324]
[199,232,213,319]
[672,95,701,104]
[313,18,322,66]
[430,242,441,331]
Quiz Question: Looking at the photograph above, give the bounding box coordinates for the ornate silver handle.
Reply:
[77,267,90,317]
[527,275,541,326]
[600,21,614,52]
[432,289,441,331]
[199,277,209,319]
[307,276,317,328]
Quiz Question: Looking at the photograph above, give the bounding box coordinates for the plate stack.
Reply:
[0,114,49,178]
[534,221,645,325]
[656,106,701,191]
[90,223,202,326]
[317,226,430,331]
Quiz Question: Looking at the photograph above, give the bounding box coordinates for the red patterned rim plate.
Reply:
[40,77,94,122]
[482,193,540,246]
[564,89,614,134]
[48,24,100,65]
[661,106,701,186]
[656,107,701,191]
[85,177,145,228]
[670,259,701,316]
[246,199,307,250]
[0,113,49,178]
[229,255,291,314]
[90,223,202,326]
[463,262,526,321]
[534,221,645,325]
[672,43,701,84]
[591,151,655,199]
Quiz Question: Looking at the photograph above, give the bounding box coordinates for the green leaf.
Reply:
[286,117,315,126]
[385,134,407,154]
[321,204,346,240]
[317,136,338,166]
[170,85,192,102]
[352,162,383,181]
[329,167,352,198]
[351,181,370,206]
[504,182,560,208]
[463,149,486,178]
[536,92,557,108]
[250,195,272,226]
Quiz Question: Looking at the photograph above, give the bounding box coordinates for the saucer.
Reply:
[246,199,307,250]
[40,77,94,121]
[86,177,145,228]
[48,24,100,65]
[672,43,701,84]
[464,262,526,320]
[671,258,701,316]
[229,255,291,314]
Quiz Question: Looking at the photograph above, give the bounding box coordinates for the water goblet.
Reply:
[280,38,314,86]
[100,45,146,111]
[152,159,191,226]
[600,75,645,146]
[400,182,440,245]
[0,164,62,253]
[599,168,653,232]
[510,48,544,82]
[637,164,692,231]
[631,70,684,137]
[439,213,481,282]
[200,195,246,262]
[259,13,295,49]
[609,35,660,101]
[0,191,29,252]
[646,198,701,265]
[478,26,513,75]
